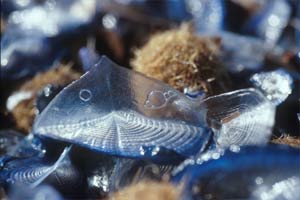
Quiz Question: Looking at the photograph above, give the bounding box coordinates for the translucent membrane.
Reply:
[33,56,210,158]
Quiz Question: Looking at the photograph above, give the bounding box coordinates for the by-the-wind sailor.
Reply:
[0,130,24,156]
[0,147,68,187]
[1,0,98,80]
[173,145,300,200]
[33,56,210,159]
[1,0,35,18]
[0,147,83,195]
[217,32,268,73]
[0,132,45,169]
[0,131,44,161]
[6,0,97,37]
[125,0,191,22]
[185,0,224,33]
[203,88,275,148]
[242,0,291,45]
[0,31,56,80]
[8,185,63,200]
[250,69,293,105]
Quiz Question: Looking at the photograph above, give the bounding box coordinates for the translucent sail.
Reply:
[203,88,275,148]
[33,56,210,158]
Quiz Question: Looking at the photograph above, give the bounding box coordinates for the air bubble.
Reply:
[164,90,176,99]
[144,90,167,109]
[79,89,92,102]
[144,90,177,109]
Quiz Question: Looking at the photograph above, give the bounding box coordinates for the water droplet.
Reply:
[151,146,160,156]
[127,113,134,122]
[102,14,117,30]
[1,58,8,66]
[255,177,264,185]
[139,146,145,156]
[212,152,220,160]
[229,145,241,153]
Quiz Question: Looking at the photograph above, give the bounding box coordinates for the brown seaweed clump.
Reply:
[131,24,229,95]
[10,65,81,133]
[272,135,300,148]
[110,181,180,200]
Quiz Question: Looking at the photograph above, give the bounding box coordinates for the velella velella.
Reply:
[0,31,57,80]
[0,146,84,197]
[186,0,224,33]
[119,0,191,22]
[0,130,23,156]
[1,1,299,198]
[33,56,211,159]
[0,131,44,159]
[6,0,97,37]
[1,0,98,80]
[202,88,275,148]
[172,145,300,200]
[242,0,291,45]
[8,185,63,200]
[1,0,36,18]
[0,147,67,187]
[216,32,268,73]
[250,69,293,105]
